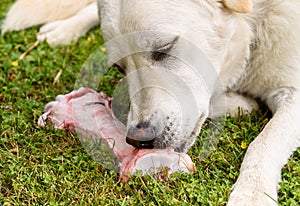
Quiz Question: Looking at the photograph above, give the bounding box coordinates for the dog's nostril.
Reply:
[136,121,150,129]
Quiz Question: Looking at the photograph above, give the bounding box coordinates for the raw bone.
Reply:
[38,88,194,182]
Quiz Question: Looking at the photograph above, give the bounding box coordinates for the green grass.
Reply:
[0,1,299,205]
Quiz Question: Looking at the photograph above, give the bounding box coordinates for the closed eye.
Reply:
[152,50,170,61]
[151,36,179,62]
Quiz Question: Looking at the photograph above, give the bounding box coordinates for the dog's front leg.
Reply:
[227,92,300,206]
[37,3,99,47]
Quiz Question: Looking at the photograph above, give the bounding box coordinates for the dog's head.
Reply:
[98,0,252,152]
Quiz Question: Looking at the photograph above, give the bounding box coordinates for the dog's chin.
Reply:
[152,139,194,153]
[152,132,196,153]
[174,140,194,153]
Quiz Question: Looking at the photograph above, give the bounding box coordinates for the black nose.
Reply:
[126,121,156,149]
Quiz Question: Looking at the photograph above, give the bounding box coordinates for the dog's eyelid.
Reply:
[155,36,179,51]
[157,43,173,52]
[151,36,179,61]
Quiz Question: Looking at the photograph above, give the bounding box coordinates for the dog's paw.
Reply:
[228,191,278,206]
[37,18,86,46]
[227,176,278,206]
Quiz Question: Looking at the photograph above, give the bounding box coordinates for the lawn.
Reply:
[0,1,299,205]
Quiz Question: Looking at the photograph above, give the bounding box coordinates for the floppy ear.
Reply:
[222,0,253,13]
[97,0,121,40]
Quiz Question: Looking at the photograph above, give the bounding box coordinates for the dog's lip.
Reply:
[125,136,155,149]
[191,112,207,136]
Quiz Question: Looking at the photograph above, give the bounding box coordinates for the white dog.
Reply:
[3,0,300,205]
[2,0,99,46]
[99,1,300,205]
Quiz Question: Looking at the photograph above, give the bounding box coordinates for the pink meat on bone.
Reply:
[38,88,194,182]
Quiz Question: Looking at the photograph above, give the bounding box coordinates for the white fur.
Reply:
[2,0,99,46]
[98,0,300,205]
[37,3,99,46]
[4,0,299,204]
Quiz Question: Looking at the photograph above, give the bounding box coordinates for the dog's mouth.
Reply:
[148,113,207,152]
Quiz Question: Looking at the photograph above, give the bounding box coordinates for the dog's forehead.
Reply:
[119,0,200,34]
